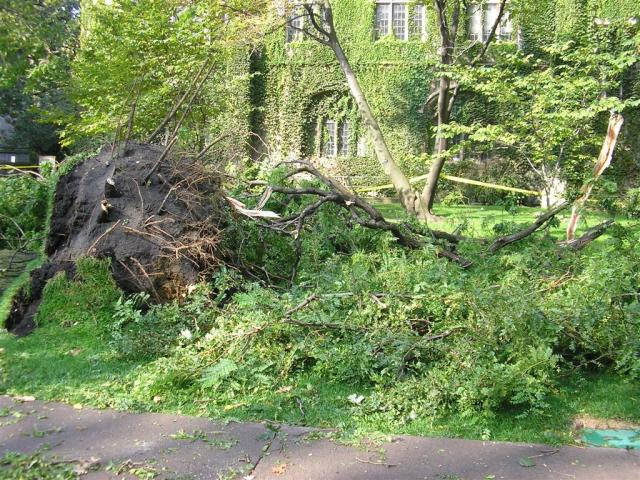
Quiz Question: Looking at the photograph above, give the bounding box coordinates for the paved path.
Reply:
[0,395,637,479]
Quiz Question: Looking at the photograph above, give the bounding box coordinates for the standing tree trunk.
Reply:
[298,1,427,218]
[330,38,426,216]
[421,67,452,217]
[420,0,507,219]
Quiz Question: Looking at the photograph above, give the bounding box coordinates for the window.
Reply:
[413,5,425,38]
[339,121,350,156]
[375,4,391,38]
[376,2,426,40]
[469,4,482,40]
[324,120,352,157]
[392,4,407,40]
[357,136,369,157]
[10,155,16,164]
[286,7,305,43]
[468,1,514,42]
[325,120,337,157]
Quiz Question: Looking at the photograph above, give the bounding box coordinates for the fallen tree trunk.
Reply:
[261,160,472,272]
[488,202,569,253]
[559,219,615,251]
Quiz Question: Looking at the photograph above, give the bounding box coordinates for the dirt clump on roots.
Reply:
[6,143,231,335]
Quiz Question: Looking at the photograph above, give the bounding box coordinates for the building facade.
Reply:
[252,0,639,193]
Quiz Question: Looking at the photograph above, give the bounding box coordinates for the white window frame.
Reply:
[325,120,338,158]
[468,1,515,43]
[339,121,350,157]
[375,1,427,41]
[286,6,306,43]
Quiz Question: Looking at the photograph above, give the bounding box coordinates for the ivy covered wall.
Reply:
[253,0,639,192]
[255,0,557,187]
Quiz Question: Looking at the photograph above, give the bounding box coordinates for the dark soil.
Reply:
[6,143,229,334]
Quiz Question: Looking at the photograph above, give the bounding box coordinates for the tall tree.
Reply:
[420,0,507,219]
[288,0,508,220]
[288,0,427,217]
[0,0,79,154]
[70,0,265,150]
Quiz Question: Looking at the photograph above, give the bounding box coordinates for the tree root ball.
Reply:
[7,143,231,334]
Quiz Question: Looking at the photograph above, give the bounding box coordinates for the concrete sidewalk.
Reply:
[0,395,637,479]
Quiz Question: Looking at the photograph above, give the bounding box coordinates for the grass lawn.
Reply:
[1,318,638,445]
[373,201,638,238]
[1,204,638,447]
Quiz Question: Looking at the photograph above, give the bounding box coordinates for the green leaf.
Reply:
[200,359,238,388]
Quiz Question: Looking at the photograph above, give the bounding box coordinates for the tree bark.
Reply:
[421,74,451,215]
[488,202,568,253]
[420,0,507,217]
[559,219,614,251]
[566,113,624,240]
[329,42,425,216]
[301,2,427,218]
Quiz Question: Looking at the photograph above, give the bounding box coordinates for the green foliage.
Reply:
[0,175,50,250]
[68,0,258,156]
[112,214,640,423]
[0,1,79,154]
[0,149,94,252]
[0,450,77,480]
[36,257,121,328]
[109,287,217,359]
[448,17,639,194]
[1,204,639,443]
[619,187,640,218]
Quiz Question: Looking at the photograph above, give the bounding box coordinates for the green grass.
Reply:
[373,201,638,239]
[0,450,78,479]
[1,311,638,445]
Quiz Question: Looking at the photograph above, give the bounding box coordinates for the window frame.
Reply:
[324,120,338,158]
[375,1,427,41]
[339,121,350,157]
[286,6,306,43]
[468,1,515,43]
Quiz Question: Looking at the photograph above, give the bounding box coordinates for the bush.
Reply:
[0,175,50,250]
[120,223,640,419]
[109,286,218,359]
[27,175,640,424]
[622,187,640,218]
[36,257,121,327]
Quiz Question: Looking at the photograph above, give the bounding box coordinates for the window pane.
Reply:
[392,4,407,40]
[500,12,513,40]
[468,4,482,40]
[287,8,304,42]
[483,3,499,41]
[413,5,425,38]
[357,136,368,157]
[375,4,390,38]
[339,121,350,156]
[325,120,337,157]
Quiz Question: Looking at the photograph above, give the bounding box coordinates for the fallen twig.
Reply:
[355,457,398,468]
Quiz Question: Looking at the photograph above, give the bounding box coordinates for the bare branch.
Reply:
[559,220,615,251]
[488,202,569,253]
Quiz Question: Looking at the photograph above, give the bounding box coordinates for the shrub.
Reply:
[36,257,121,327]
[0,175,49,250]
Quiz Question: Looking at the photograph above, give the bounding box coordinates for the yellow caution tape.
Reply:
[0,165,40,170]
[355,173,540,196]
